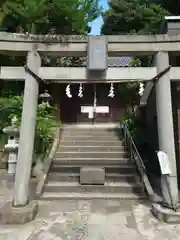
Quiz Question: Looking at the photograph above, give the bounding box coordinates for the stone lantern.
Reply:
[3,116,19,174]
[39,90,52,107]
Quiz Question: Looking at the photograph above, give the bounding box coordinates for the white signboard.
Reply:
[157,150,171,175]
[81,106,94,119]
[96,106,109,113]
[81,106,109,119]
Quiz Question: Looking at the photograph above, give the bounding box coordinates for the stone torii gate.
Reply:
[1,32,180,223]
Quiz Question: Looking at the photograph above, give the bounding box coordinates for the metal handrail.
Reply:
[121,124,154,198]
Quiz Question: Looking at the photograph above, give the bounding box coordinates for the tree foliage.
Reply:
[101,0,168,35]
[1,0,101,34]
[0,0,100,67]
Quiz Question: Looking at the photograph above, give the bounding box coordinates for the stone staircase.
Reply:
[41,124,146,200]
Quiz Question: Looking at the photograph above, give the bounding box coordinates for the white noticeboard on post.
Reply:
[157,150,171,175]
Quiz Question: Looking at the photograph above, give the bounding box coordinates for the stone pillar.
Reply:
[13,51,41,207]
[155,51,179,207]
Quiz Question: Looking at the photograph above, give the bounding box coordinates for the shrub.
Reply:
[121,106,161,176]
[121,109,147,148]
[0,95,58,158]
[0,96,23,131]
[35,104,57,154]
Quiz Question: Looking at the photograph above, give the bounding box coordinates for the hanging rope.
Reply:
[24,65,48,84]
[78,83,83,98]
[139,83,144,96]
[108,83,115,98]
[65,84,72,98]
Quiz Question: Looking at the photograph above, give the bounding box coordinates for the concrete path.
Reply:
[0,200,180,240]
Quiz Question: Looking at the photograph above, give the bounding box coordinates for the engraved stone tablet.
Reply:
[80,167,105,185]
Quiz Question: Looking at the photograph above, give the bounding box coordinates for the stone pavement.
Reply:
[0,199,180,240]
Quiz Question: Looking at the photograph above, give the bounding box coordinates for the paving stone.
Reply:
[0,199,180,239]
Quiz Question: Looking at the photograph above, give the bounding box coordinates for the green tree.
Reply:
[47,0,100,34]
[2,0,100,34]
[101,0,168,35]
[5,0,49,33]
[0,0,101,68]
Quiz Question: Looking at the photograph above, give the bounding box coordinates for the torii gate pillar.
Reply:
[13,51,41,208]
[155,51,179,208]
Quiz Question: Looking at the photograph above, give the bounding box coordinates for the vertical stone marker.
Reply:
[13,51,41,207]
[155,51,179,208]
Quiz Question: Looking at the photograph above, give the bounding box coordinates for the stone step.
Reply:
[53,157,129,165]
[44,182,142,193]
[40,192,146,200]
[58,140,124,146]
[61,135,122,141]
[62,124,121,129]
[61,132,122,139]
[47,173,80,182]
[62,128,120,133]
[47,172,136,183]
[50,164,136,174]
[54,151,127,158]
[61,129,122,136]
[57,145,126,152]
[43,181,142,194]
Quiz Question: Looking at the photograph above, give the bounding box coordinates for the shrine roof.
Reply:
[82,56,132,67]
[107,57,132,67]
